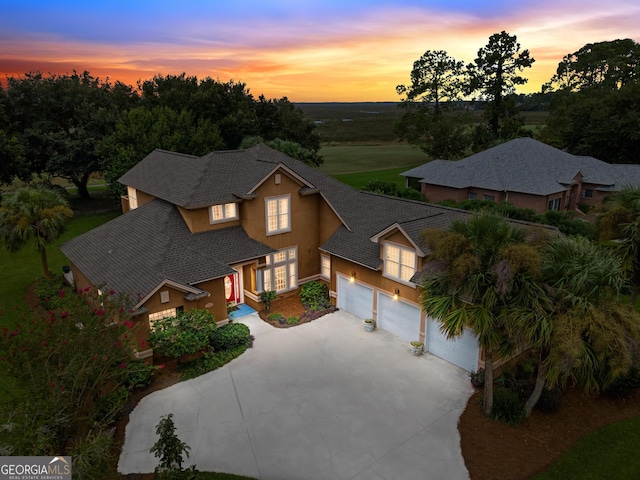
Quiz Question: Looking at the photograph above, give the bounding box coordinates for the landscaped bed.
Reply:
[258,293,336,328]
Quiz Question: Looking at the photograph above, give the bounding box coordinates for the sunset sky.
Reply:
[1,1,639,102]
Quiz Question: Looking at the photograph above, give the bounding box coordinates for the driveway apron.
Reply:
[118,311,473,479]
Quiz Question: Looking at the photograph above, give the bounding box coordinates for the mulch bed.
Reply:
[257,294,336,328]
[458,386,640,479]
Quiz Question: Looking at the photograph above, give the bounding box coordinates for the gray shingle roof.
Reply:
[401,137,640,196]
[64,143,562,300]
[60,199,275,299]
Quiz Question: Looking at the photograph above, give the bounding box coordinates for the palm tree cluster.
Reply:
[421,209,640,418]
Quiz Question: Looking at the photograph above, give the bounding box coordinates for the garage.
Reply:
[377,292,421,343]
[337,275,374,320]
[427,316,479,372]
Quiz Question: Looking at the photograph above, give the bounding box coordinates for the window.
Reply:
[160,290,170,303]
[583,189,594,199]
[548,198,561,211]
[148,306,183,329]
[468,192,477,200]
[384,244,416,283]
[262,247,297,293]
[483,194,495,202]
[321,254,331,280]
[265,195,291,235]
[127,186,138,210]
[209,202,238,223]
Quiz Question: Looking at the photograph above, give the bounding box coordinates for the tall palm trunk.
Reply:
[524,362,547,417]
[40,247,51,279]
[482,349,494,417]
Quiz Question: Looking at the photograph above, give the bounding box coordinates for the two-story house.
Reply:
[62,144,494,371]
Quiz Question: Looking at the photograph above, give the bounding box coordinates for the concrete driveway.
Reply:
[118,311,473,480]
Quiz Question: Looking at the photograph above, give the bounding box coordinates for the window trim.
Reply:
[383,242,417,285]
[265,194,291,235]
[209,202,238,224]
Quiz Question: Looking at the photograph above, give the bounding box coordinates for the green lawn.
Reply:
[0,210,120,314]
[532,416,640,480]
[319,144,429,175]
[333,166,418,190]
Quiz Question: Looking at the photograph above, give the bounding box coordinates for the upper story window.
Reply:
[582,189,594,199]
[209,202,238,224]
[265,195,291,235]
[127,186,138,210]
[384,243,416,283]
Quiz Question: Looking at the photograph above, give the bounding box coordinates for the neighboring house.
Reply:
[401,137,640,214]
[61,144,542,371]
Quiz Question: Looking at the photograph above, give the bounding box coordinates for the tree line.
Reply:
[396,33,640,163]
[0,72,322,199]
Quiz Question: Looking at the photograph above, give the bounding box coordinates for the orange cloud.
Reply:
[1,3,639,101]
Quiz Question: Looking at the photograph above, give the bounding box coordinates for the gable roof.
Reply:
[401,137,640,196]
[60,199,275,304]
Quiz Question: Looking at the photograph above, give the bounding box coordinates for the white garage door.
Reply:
[427,316,479,372]
[337,275,374,320]
[377,292,421,343]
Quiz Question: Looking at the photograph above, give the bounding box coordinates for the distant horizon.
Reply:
[2,1,639,102]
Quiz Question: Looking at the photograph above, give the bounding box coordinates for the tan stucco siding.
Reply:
[177,205,242,234]
[240,169,341,282]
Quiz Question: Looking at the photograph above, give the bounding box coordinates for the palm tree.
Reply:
[599,186,640,305]
[0,187,73,278]
[541,236,640,395]
[421,213,544,417]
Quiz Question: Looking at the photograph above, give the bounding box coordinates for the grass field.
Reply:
[332,166,416,190]
[319,144,427,175]
[532,416,640,480]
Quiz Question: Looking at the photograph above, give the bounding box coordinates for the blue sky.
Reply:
[2,0,639,101]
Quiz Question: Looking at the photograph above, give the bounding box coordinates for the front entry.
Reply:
[224,273,240,306]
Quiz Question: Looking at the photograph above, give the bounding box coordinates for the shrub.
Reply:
[69,430,116,480]
[150,413,191,473]
[34,275,70,309]
[287,316,299,325]
[121,359,156,391]
[491,387,525,424]
[260,290,276,312]
[92,386,129,427]
[210,323,250,351]
[268,312,284,322]
[300,281,330,311]
[180,344,248,380]
[148,309,217,359]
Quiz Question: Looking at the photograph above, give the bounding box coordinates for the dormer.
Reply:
[209,202,239,224]
[371,223,427,286]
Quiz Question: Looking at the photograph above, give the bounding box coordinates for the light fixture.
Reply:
[350,271,356,282]
[393,288,400,300]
